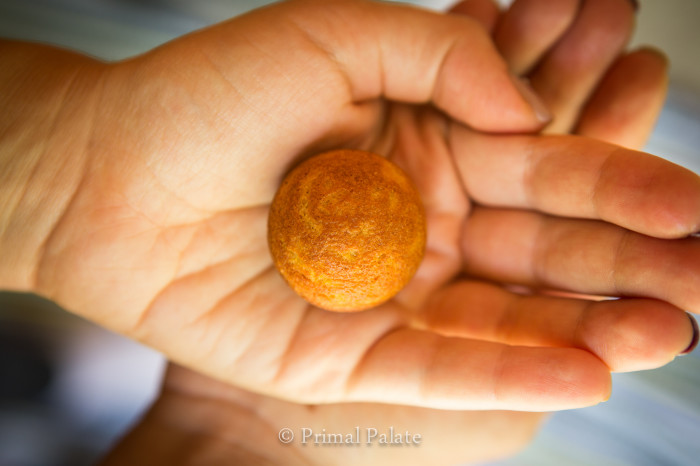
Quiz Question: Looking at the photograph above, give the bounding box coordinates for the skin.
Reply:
[1,0,697,433]
[2,0,693,464]
[98,3,689,464]
[101,364,544,465]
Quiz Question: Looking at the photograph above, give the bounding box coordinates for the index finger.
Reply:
[450,129,700,238]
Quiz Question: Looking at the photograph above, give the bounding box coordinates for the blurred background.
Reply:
[0,0,698,465]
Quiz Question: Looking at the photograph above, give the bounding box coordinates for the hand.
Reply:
[100,364,544,466]
[5,0,698,411]
[98,3,679,464]
[101,3,693,465]
[454,0,666,147]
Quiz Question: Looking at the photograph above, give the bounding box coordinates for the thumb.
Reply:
[253,0,550,132]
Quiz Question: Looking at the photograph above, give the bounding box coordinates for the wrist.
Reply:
[0,40,106,292]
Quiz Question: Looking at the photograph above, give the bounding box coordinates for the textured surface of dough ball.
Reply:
[268,149,426,311]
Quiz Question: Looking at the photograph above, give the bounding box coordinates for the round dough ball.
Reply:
[268,149,426,311]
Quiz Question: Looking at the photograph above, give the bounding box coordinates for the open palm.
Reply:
[36,0,699,412]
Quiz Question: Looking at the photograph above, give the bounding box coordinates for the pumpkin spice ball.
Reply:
[268,149,426,311]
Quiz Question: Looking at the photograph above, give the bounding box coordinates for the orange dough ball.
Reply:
[268,149,426,312]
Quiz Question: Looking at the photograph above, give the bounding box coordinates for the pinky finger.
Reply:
[575,48,669,150]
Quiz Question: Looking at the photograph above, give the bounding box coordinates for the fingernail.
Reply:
[680,314,699,355]
[509,74,552,124]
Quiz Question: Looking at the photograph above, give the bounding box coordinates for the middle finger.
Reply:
[460,206,700,314]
